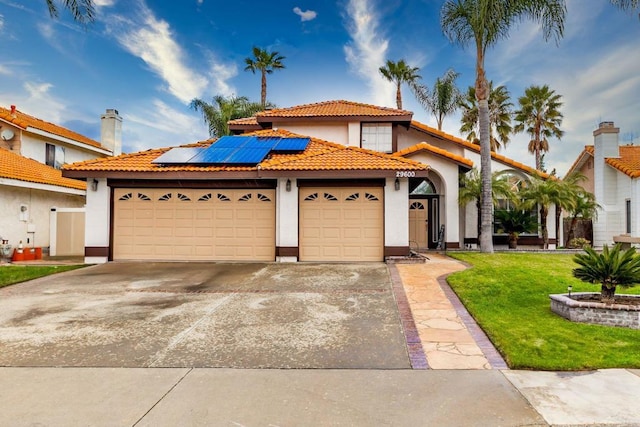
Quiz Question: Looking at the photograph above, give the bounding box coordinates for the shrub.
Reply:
[567,237,591,249]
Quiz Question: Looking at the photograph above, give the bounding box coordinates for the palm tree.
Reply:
[520,176,563,249]
[565,189,599,246]
[573,244,640,303]
[413,69,462,130]
[494,206,537,249]
[190,95,268,137]
[459,83,513,151]
[458,168,513,244]
[610,0,639,11]
[378,60,422,110]
[514,85,564,171]
[244,47,286,107]
[45,0,95,24]
[441,0,566,253]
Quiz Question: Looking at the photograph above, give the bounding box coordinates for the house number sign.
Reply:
[395,171,416,178]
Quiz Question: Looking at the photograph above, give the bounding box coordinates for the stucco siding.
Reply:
[275,122,350,146]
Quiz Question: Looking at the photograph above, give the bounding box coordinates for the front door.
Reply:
[409,196,440,250]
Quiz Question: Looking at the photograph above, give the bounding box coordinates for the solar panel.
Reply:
[189,147,238,163]
[224,146,272,164]
[272,137,310,151]
[152,147,204,164]
[211,135,254,148]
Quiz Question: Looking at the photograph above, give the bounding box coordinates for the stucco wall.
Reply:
[0,185,84,250]
[276,122,351,146]
[85,178,110,263]
[276,177,298,262]
[20,134,103,166]
[384,177,408,247]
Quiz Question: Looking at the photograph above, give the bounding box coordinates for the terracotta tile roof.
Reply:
[256,100,412,119]
[63,129,428,174]
[0,105,103,149]
[0,147,86,190]
[228,116,259,125]
[582,145,640,178]
[394,142,473,168]
[410,120,549,179]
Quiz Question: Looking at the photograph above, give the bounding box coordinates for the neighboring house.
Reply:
[0,105,121,255]
[566,121,640,248]
[63,100,554,264]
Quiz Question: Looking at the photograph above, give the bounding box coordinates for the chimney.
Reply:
[100,109,122,156]
[593,121,620,159]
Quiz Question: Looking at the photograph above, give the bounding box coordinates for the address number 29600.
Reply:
[395,171,416,178]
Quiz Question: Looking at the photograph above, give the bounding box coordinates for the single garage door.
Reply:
[113,188,275,261]
[299,187,383,262]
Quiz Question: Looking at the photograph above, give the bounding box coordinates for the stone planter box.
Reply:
[550,292,640,329]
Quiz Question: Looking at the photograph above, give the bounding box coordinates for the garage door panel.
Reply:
[114,188,274,261]
[300,187,383,262]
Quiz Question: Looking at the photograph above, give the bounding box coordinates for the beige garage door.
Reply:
[299,187,383,262]
[113,188,275,261]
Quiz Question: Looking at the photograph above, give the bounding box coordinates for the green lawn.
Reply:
[0,265,86,288]
[447,252,640,370]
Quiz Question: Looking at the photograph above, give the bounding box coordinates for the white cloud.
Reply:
[93,0,116,6]
[0,14,4,33]
[123,99,207,152]
[107,3,208,104]
[343,0,394,106]
[18,82,66,123]
[293,7,317,22]
[209,60,237,97]
[197,0,204,4]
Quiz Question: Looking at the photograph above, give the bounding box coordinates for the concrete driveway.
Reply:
[0,263,409,369]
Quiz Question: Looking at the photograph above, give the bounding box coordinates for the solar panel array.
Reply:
[152,136,310,166]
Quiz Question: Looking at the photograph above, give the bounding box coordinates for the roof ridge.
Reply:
[255,99,412,117]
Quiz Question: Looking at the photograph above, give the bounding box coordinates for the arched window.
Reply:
[410,178,437,195]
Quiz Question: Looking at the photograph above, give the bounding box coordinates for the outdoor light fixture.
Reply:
[394,178,400,191]
[91,179,99,192]
[567,285,573,297]
[286,179,291,192]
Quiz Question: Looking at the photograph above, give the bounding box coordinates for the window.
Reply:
[45,143,65,169]
[361,123,392,153]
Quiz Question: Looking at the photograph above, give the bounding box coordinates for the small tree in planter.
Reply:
[572,244,640,303]
[494,208,537,249]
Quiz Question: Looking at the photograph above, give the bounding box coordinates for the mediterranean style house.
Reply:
[0,105,120,256]
[63,100,554,264]
[566,121,640,248]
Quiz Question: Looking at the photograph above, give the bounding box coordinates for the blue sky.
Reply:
[0,0,638,175]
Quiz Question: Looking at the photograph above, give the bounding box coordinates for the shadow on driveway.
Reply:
[0,263,409,369]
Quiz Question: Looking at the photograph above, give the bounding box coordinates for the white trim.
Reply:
[27,127,112,156]
[0,177,86,195]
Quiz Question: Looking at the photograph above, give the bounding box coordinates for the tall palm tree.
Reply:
[441,0,566,253]
[244,47,286,107]
[190,95,268,137]
[378,60,422,110]
[45,0,95,24]
[514,85,564,171]
[458,168,513,243]
[459,83,513,151]
[413,69,462,130]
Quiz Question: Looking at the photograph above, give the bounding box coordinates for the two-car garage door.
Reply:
[113,188,275,261]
